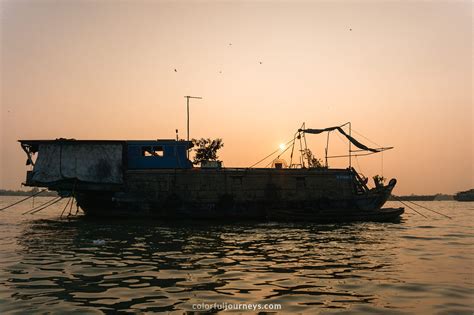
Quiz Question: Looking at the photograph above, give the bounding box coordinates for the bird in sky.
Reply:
[174,69,177,72]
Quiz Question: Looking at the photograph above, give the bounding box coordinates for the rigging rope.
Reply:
[22,196,63,215]
[264,139,295,168]
[29,197,64,215]
[0,189,47,212]
[351,128,382,147]
[354,155,363,174]
[248,137,295,168]
[352,127,386,176]
[60,197,72,218]
[405,200,452,219]
[394,197,428,218]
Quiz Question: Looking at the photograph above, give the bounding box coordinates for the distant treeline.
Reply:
[0,188,58,197]
[390,194,453,201]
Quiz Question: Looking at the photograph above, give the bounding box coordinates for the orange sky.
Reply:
[0,0,472,195]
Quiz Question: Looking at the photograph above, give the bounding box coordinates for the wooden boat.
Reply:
[454,189,474,202]
[18,123,403,222]
[269,206,404,222]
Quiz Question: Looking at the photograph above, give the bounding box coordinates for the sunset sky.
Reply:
[0,0,472,195]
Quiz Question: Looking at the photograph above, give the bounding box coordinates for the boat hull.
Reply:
[268,207,404,223]
[68,168,400,221]
[75,197,403,222]
[454,189,474,202]
[19,138,403,222]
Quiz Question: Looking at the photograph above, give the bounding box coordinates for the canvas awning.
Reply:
[299,126,381,153]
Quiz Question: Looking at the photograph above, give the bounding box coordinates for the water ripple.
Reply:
[0,198,472,313]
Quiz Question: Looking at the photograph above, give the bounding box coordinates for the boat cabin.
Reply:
[19,139,193,186]
[126,140,193,169]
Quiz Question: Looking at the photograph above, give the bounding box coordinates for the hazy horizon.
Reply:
[1,0,472,195]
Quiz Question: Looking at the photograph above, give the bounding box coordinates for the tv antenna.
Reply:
[184,95,202,158]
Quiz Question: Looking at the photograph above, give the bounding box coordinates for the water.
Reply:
[0,197,472,314]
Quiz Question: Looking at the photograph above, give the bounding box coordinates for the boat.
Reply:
[454,189,474,202]
[18,123,404,222]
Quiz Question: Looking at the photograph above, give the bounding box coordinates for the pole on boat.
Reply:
[325,131,330,167]
[298,127,305,168]
[184,95,202,159]
[349,122,352,168]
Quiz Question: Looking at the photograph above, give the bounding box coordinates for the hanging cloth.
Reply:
[299,126,380,153]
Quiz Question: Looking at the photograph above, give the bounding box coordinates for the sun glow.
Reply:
[279,143,286,151]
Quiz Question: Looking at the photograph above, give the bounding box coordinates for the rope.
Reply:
[264,159,273,168]
[393,197,428,218]
[29,197,64,215]
[334,129,348,146]
[326,151,379,159]
[354,155,363,174]
[405,200,452,219]
[66,180,77,218]
[22,196,61,215]
[67,194,75,217]
[60,197,72,218]
[351,127,386,176]
[22,196,63,215]
[0,189,47,211]
[351,128,382,147]
[74,200,80,215]
[265,141,294,168]
[248,137,295,168]
[249,148,281,168]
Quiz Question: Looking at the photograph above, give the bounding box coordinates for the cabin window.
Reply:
[142,146,164,157]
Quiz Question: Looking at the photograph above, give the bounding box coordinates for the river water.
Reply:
[0,197,472,314]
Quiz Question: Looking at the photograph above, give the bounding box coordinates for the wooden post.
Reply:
[349,122,352,168]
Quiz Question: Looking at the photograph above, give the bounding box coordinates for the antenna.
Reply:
[184,95,202,158]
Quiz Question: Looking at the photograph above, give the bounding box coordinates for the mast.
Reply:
[325,131,330,167]
[184,95,202,158]
[299,122,306,168]
[302,122,309,166]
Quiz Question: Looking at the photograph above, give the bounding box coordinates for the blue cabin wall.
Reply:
[127,140,192,169]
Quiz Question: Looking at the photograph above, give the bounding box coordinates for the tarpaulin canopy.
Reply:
[299,126,381,153]
[32,143,123,184]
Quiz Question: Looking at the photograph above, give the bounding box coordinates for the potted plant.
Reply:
[192,138,224,168]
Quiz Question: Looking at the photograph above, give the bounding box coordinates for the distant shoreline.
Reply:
[389,194,453,201]
[0,189,58,197]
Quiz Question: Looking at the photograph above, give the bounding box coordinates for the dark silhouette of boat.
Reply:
[454,189,474,202]
[18,123,403,222]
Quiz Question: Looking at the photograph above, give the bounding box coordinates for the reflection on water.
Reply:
[0,198,473,314]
